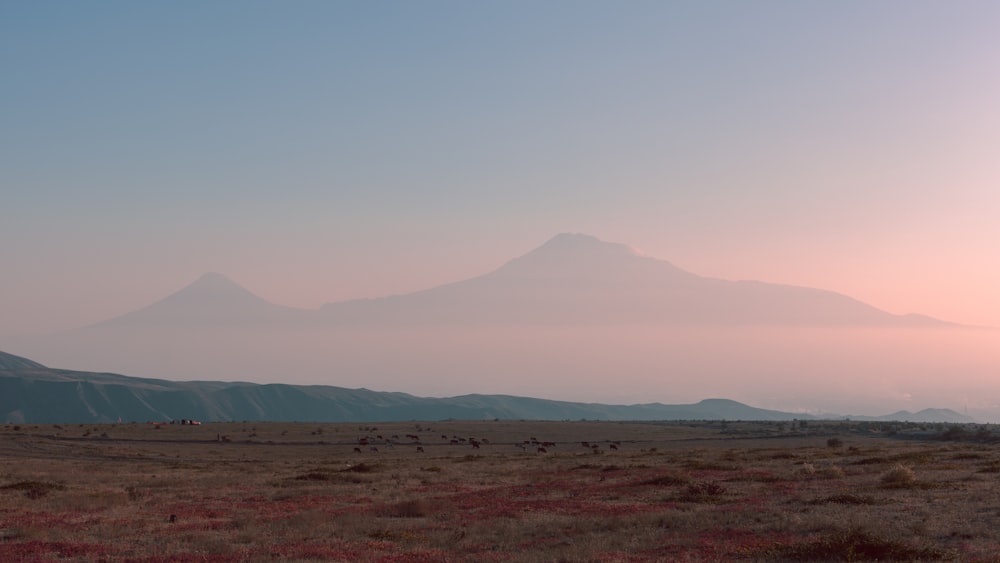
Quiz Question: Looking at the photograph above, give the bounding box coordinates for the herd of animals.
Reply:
[350,430,621,454]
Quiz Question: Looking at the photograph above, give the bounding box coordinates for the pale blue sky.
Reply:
[3,1,1000,337]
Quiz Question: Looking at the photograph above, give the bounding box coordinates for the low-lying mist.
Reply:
[23,324,1000,421]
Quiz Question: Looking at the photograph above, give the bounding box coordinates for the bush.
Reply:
[640,473,690,486]
[382,499,431,518]
[757,529,949,561]
[677,481,727,502]
[0,480,65,499]
[880,464,917,488]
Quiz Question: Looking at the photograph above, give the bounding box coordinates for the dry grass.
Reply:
[1,419,999,560]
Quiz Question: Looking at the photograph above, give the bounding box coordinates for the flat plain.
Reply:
[1,419,999,561]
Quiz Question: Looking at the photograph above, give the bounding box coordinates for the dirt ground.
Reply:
[1,419,998,561]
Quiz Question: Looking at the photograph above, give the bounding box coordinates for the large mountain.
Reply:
[317,233,944,326]
[0,351,974,424]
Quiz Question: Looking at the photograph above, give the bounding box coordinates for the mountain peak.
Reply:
[86,272,301,329]
[538,233,641,256]
[160,272,271,306]
[494,233,680,280]
[188,272,244,290]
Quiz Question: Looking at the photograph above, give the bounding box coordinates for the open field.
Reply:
[2,419,999,561]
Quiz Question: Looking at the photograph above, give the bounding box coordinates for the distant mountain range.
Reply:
[0,351,974,424]
[9,233,979,418]
[85,233,948,329]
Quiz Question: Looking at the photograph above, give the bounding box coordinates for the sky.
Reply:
[4,1,1000,340]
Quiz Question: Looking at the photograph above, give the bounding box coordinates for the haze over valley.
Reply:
[9,234,999,421]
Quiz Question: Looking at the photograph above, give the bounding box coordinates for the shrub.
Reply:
[677,480,727,502]
[821,465,846,479]
[294,472,333,481]
[382,499,431,518]
[807,494,879,506]
[640,473,690,487]
[342,463,377,473]
[880,464,917,488]
[756,529,949,561]
[0,480,65,499]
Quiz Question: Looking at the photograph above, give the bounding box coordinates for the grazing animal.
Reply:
[537,447,548,454]
[416,446,424,453]
[581,441,591,448]
[369,446,379,453]
[169,514,177,523]
[353,447,362,453]
[609,443,619,450]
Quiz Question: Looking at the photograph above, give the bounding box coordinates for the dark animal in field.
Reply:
[609,443,618,450]
[353,447,362,453]
[416,446,424,453]
[537,447,548,453]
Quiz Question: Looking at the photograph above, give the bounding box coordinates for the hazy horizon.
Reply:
[4,3,1000,420]
[7,234,1000,423]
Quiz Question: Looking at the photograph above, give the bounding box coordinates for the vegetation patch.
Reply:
[342,462,379,473]
[676,480,727,502]
[639,473,690,487]
[1,420,999,561]
[0,480,65,499]
[807,493,881,506]
[294,471,334,481]
[879,463,941,489]
[852,456,890,465]
[755,530,950,561]
[379,498,432,518]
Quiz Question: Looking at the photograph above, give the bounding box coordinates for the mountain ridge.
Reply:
[0,351,975,424]
[68,233,952,329]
